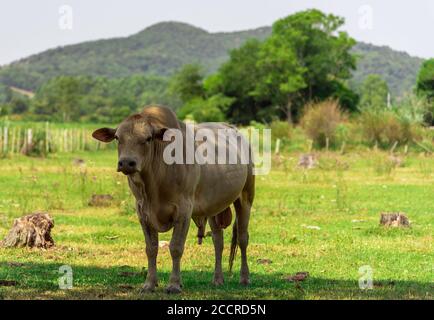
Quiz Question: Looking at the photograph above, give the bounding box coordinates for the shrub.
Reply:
[393,93,430,125]
[359,111,419,147]
[270,120,292,141]
[300,100,344,148]
[177,94,234,123]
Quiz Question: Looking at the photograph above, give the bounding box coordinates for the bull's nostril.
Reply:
[118,161,123,167]
[128,161,136,167]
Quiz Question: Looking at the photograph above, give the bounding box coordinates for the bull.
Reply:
[92,105,254,293]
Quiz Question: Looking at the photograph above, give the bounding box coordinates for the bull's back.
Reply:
[192,122,250,217]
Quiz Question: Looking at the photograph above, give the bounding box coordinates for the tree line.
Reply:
[0,9,433,125]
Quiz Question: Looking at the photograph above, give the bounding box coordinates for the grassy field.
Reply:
[0,149,432,300]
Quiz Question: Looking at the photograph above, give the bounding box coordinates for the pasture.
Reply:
[0,149,432,300]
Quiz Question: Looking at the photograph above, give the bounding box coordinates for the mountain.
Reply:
[350,42,424,98]
[0,21,424,97]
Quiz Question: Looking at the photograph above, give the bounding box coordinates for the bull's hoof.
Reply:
[140,283,156,294]
[166,284,182,294]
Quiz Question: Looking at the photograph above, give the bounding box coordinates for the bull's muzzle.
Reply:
[117,157,138,175]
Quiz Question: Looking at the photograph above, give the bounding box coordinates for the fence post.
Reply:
[16,128,21,153]
[390,141,398,154]
[45,122,50,154]
[81,129,85,151]
[308,140,313,152]
[63,129,67,152]
[27,129,32,147]
[275,138,281,155]
[10,128,16,154]
[340,141,346,155]
[0,127,3,155]
[3,127,8,154]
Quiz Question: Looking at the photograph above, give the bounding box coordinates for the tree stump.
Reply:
[298,154,316,169]
[1,213,54,248]
[88,194,114,207]
[380,212,410,227]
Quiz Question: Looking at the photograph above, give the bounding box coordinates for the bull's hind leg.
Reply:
[209,216,224,285]
[234,173,255,285]
[234,188,254,286]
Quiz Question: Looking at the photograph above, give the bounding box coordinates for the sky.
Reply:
[0,0,433,66]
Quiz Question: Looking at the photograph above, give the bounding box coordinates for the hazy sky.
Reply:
[1,0,433,66]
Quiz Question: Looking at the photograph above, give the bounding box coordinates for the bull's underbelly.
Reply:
[192,164,248,217]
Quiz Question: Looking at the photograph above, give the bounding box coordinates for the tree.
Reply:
[415,60,434,124]
[417,59,434,101]
[255,33,306,123]
[169,64,205,103]
[177,94,234,122]
[359,74,389,111]
[31,76,82,121]
[29,74,175,122]
[208,9,357,124]
[205,39,271,124]
[256,9,357,122]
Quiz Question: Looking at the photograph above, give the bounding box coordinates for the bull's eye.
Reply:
[145,136,152,143]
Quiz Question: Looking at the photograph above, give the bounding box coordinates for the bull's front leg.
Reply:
[139,219,159,293]
[166,204,192,294]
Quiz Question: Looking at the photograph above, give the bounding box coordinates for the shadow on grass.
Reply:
[0,261,432,300]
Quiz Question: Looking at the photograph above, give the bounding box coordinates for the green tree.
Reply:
[169,64,205,103]
[29,74,175,122]
[31,76,82,121]
[208,9,357,124]
[178,94,234,122]
[359,74,389,111]
[417,59,434,101]
[415,60,434,124]
[257,9,357,122]
[255,32,306,123]
[205,39,271,124]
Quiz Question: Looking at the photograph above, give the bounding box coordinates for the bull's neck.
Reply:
[140,140,172,202]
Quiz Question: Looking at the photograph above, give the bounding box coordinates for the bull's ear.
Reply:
[92,128,116,143]
[153,127,169,140]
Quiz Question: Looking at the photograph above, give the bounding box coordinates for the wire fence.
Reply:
[0,123,113,156]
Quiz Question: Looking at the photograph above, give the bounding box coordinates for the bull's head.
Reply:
[92,109,171,175]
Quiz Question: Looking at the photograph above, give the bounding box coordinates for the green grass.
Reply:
[0,150,432,299]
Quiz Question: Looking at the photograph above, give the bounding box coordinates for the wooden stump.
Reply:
[298,154,316,169]
[88,194,114,207]
[1,213,54,248]
[380,212,410,227]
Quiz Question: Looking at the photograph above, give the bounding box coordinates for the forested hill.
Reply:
[0,21,424,97]
[350,42,424,97]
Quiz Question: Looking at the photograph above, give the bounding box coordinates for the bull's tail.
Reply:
[229,217,238,273]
